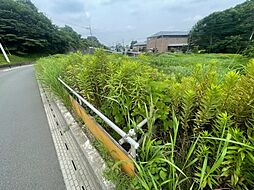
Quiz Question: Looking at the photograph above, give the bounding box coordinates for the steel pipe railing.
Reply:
[58,77,140,150]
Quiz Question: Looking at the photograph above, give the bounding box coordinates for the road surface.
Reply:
[0,66,66,190]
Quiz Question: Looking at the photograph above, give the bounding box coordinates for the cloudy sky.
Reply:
[31,0,245,46]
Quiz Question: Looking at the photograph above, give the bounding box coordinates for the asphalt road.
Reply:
[0,66,66,190]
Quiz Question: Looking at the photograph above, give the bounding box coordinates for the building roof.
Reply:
[168,43,188,47]
[133,41,147,46]
[149,31,189,38]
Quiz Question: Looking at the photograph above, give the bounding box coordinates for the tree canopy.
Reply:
[0,0,105,54]
[190,0,254,53]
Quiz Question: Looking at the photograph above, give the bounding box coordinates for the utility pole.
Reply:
[85,25,93,36]
[86,14,93,37]
[89,25,92,36]
[187,31,192,52]
[0,42,10,63]
[122,39,125,54]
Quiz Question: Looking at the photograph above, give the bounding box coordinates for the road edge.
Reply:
[37,82,114,190]
[0,62,33,70]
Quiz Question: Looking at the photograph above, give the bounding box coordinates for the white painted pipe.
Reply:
[0,43,10,63]
[58,77,140,149]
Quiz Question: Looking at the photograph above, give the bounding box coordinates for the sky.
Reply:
[31,0,245,46]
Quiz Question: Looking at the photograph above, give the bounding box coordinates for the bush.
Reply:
[243,44,254,58]
[36,50,254,190]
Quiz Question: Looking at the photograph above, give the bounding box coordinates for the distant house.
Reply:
[147,31,189,53]
[133,41,147,52]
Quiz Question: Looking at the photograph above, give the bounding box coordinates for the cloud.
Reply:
[31,0,246,45]
[50,0,85,14]
[96,0,131,6]
[85,11,91,19]
[184,15,204,22]
[126,25,135,31]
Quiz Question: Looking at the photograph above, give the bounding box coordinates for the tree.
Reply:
[59,25,83,51]
[190,0,254,53]
[130,40,137,49]
[0,0,105,54]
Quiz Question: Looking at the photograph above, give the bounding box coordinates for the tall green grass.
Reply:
[0,53,45,65]
[141,53,248,80]
[35,54,71,107]
[36,51,254,189]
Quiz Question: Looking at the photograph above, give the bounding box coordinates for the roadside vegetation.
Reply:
[0,53,43,65]
[36,50,254,190]
[142,53,248,79]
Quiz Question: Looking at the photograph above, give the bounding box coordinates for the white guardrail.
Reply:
[58,77,147,158]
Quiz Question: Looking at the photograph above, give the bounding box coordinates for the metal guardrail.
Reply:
[58,77,144,158]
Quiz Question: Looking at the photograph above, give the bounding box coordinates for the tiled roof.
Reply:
[149,31,189,38]
[133,41,147,46]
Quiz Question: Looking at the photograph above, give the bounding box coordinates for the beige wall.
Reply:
[147,36,188,53]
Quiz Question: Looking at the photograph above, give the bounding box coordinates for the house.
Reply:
[147,31,189,53]
[133,41,147,52]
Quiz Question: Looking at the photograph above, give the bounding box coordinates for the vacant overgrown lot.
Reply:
[36,51,254,190]
[142,53,248,80]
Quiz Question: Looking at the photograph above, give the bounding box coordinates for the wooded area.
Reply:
[190,0,254,54]
[0,0,104,55]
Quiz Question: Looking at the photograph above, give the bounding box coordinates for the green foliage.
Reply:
[190,0,254,53]
[35,54,71,106]
[133,113,198,190]
[243,43,254,58]
[86,36,107,49]
[196,113,254,189]
[0,0,104,55]
[195,84,222,129]
[36,51,254,189]
[130,40,138,49]
[0,53,43,64]
[144,53,248,79]
[93,141,133,190]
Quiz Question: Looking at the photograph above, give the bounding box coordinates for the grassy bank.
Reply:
[36,51,254,190]
[0,54,46,65]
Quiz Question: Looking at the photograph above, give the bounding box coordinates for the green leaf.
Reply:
[159,170,167,181]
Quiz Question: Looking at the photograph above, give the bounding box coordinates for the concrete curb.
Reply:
[55,99,115,190]
[38,83,114,190]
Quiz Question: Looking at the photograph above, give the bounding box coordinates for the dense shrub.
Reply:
[243,44,254,58]
[36,51,254,190]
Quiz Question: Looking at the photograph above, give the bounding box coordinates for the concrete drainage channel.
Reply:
[38,83,114,190]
